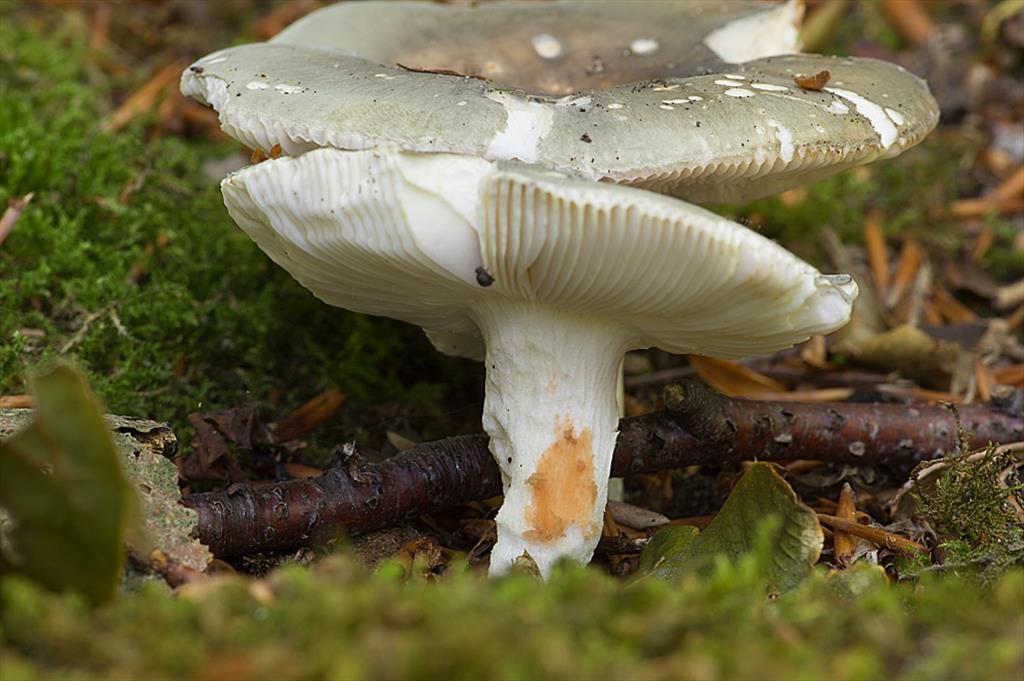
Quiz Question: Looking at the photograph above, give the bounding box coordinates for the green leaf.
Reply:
[638,463,823,592]
[825,563,889,600]
[0,363,140,605]
[635,525,700,575]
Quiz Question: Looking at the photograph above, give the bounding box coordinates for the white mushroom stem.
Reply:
[475,300,628,577]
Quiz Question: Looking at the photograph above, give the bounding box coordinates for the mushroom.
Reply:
[181,0,940,576]
[181,1,938,203]
[270,0,804,94]
[218,147,857,576]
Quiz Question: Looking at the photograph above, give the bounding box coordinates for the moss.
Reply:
[915,446,1024,578]
[982,215,1024,279]
[1,555,1022,680]
[0,21,482,454]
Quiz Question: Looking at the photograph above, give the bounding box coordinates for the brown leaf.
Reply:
[931,284,976,324]
[180,406,276,483]
[689,357,851,401]
[950,196,1024,218]
[689,356,785,397]
[273,389,347,442]
[995,279,1024,311]
[0,193,34,247]
[863,211,889,300]
[104,59,190,133]
[970,227,995,263]
[87,2,111,54]
[885,238,923,309]
[875,383,961,404]
[993,364,1024,387]
[281,462,323,479]
[975,360,996,402]
[832,483,858,567]
[800,335,829,369]
[0,395,34,408]
[792,70,831,90]
[817,513,928,556]
[990,165,1024,202]
[879,0,935,45]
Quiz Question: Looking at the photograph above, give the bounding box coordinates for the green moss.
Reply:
[1,555,1021,680]
[0,21,481,451]
[915,446,1024,578]
[982,215,1024,279]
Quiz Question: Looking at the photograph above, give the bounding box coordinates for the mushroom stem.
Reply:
[475,300,627,577]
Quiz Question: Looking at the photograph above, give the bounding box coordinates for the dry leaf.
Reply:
[274,389,347,442]
[879,0,935,44]
[863,211,889,299]
[793,70,831,90]
[689,356,785,397]
[886,238,923,309]
[851,324,959,389]
[0,193,34,247]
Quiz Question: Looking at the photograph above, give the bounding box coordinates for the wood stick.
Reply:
[184,382,1024,558]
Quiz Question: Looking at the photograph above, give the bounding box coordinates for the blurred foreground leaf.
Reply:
[639,463,823,592]
[0,364,140,604]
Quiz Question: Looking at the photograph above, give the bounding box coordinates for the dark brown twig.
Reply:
[183,382,1023,558]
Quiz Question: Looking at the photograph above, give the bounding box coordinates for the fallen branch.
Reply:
[184,381,1024,558]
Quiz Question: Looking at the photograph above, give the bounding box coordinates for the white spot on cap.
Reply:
[532,33,563,60]
[704,0,802,62]
[274,84,305,94]
[630,38,660,55]
[456,101,468,106]
[825,87,898,148]
[715,79,745,87]
[724,88,755,98]
[724,74,746,80]
[374,73,396,80]
[827,100,849,115]
[607,103,624,110]
[768,118,795,162]
[651,84,680,91]
[484,91,554,164]
[688,95,704,102]
[884,107,905,125]
[659,104,675,110]
[246,81,269,90]
[750,83,789,92]
[662,99,689,105]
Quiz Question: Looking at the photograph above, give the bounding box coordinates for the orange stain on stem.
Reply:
[524,420,597,543]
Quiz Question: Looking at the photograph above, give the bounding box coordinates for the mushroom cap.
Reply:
[221,147,857,360]
[183,35,938,203]
[272,0,804,94]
